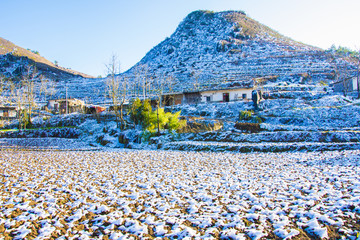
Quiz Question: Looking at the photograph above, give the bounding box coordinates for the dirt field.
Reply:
[0,148,359,239]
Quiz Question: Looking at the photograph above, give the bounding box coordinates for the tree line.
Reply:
[0,65,56,129]
[104,54,185,133]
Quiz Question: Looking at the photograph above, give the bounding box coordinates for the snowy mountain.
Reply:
[124,10,355,91]
[0,37,93,81]
[1,11,356,104]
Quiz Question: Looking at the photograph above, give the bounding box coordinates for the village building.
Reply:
[161,81,254,106]
[162,92,184,106]
[200,87,253,103]
[332,77,359,95]
[46,98,85,114]
[0,106,17,119]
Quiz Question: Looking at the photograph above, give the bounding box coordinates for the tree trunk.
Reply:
[114,106,120,128]
[157,102,160,136]
[120,104,125,130]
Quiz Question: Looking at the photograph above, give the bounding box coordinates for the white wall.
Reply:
[200,88,253,103]
[0,109,17,118]
[352,77,359,91]
[48,100,58,109]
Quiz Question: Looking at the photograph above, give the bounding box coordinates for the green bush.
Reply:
[128,98,186,134]
[239,110,262,123]
[327,45,359,58]
[239,110,253,121]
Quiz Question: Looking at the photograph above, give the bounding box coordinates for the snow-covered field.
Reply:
[1,147,359,239]
[0,138,99,151]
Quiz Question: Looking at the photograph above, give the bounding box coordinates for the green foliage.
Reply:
[239,110,253,121]
[128,98,186,135]
[128,98,143,125]
[27,49,40,55]
[203,10,215,14]
[239,110,263,123]
[167,111,186,132]
[327,45,359,58]
[319,81,328,86]
[140,99,153,129]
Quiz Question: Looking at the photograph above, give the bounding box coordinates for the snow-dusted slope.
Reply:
[124,10,352,91]
[0,37,93,81]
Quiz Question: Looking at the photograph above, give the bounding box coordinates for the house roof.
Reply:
[162,80,254,96]
[0,106,16,110]
[48,98,84,102]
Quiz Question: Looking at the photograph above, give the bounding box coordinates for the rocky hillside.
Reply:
[124,10,355,92]
[0,37,93,81]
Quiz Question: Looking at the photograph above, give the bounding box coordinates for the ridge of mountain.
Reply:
[0,37,93,80]
[124,10,354,92]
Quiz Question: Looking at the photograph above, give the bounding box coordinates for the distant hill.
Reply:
[124,10,356,91]
[0,37,93,81]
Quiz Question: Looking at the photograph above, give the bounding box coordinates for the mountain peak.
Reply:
[125,10,334,92]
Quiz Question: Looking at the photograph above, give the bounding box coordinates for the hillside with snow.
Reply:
[123,10,356,92]
[2,11,357,104]
[0,37,93,81]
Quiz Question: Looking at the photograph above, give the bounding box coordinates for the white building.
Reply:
[46,98,85,113]
[333,77,359,93]
[200,87,253,103]
[351,77,359,91]
[0,106,17,118]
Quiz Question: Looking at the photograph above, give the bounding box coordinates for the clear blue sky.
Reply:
[1,0,359,77]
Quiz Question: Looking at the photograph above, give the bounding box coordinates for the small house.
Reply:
[200,87,254,103]
[47,99,59,111]
[162,92,184,106]
[0,106,17,119]
[333,77,359,94]
[183,91,202,104]
[159,80,255,106]
[46,98,85,114]
[161,91,202,106]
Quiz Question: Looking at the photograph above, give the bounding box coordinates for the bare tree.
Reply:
[40,77,56,104]
[133,64,151,100]
[330,51,351,97]
[151,74,176,135]
[153,73,171,108]
[166,75,176,102]
[105,54,127,129]
[337,62,352,97]
[160,75,176,106]
[8,80,27,129]
[6,65,42,128]
[22,66,40,126]
[15,89,27,129]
